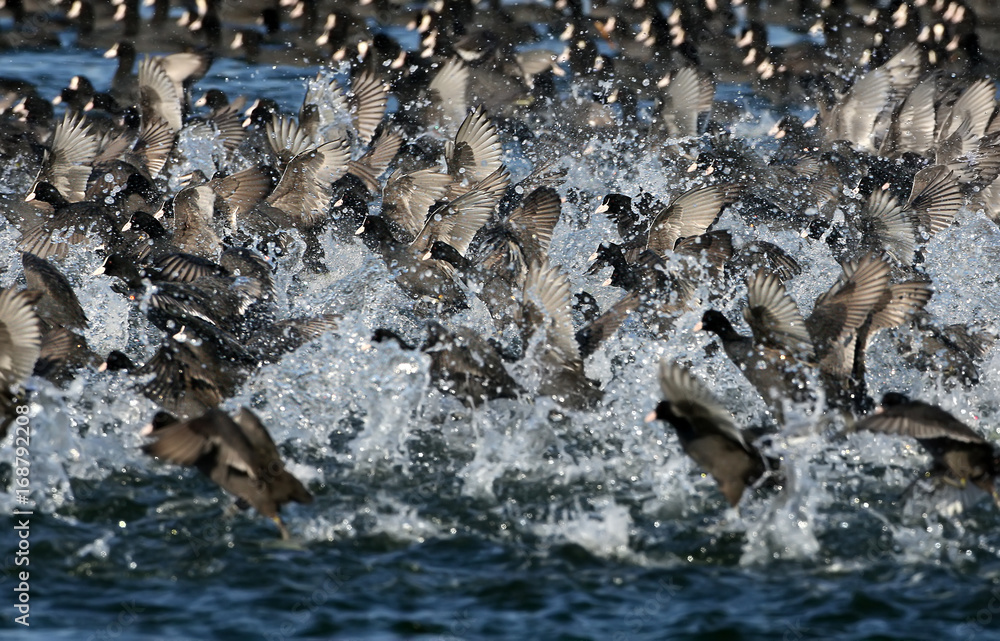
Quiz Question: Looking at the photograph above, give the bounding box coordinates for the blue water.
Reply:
[3,25,1000,641]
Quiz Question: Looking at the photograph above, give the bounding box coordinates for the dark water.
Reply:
[4,19,1000,641]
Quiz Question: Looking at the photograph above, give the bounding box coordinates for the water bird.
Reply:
[18,182,125,259]
[856,393,1000,509]
[107,321,254,416]
[21,252,87,331]
[372,321,522,408]
[357,167,509,310]
[141,407,314,539]
[519,260,602,408]
[648,360,772,507]
[700,255,911,416]
[161,166,275,258]
[0,287,41,440]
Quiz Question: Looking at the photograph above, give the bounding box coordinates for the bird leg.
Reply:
[273,516,291,540]
[938,475,967,490]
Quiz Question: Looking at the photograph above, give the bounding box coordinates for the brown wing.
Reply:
[859,401,987,444]
[346,128,403,193]
[575,291,639,359]
[427,57,469,134]
[507,186,561,261]
[382,168,453,241]
[138,56,183,133]
[135,114,176,177]
[744,269,814,360]
[0,288,42,387]
[413,167,509,256]
[267,138,351,229]
[43,112,99,202]
[861,188,916,265]
[807,255,890,354]
[868,280,933,337]
[646,183,736,253]
[348,71,388,147]
[446,106,503,184]
[522,260,580,369]
[212,165,274,227]
[907,165,963,237]
[659,67,715,137]
[266,113,314,167]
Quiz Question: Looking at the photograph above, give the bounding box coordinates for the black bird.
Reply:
[18,182,124,259]
[0,287,41,441]
[697,308,815,419]
[648,360,771,507]
[141,407,314,539]
[373,321,522,407]
[22,252,88,331]
[856,393,1000,509]
[0,287,41,390]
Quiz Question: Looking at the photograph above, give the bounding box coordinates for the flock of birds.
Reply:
[1,0,1000,539]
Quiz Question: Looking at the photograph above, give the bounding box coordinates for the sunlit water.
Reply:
[2,42,1000,641]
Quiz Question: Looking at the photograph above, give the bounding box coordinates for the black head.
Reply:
[126,211,169,238]
[652,399,678,423]
[232,28,263,53]
[880,392,911,408]
[95,253,144,286]
[245,98,279,129]
[121,172,160,204]
[601,193,633,214]
[259,6,281,34]
[593,241,623,263]
[140,410,179,436]
[196,89,229,111]
[26,182,67,207]
[355,216,394,247]
[371,328,413,350]
[428,241,465,268]
[19,95,54,125]
[372,32,403,61]
[70,75,95,94]
[585,242,621,276]
[86,92,124,115]
[106,41,136,62]
[699,310,738,339]
[100,349,135,372]
[805,217,831,241]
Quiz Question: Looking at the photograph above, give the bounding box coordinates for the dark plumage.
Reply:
[0,287,41,390]
[649,361,771,507]
[697,308,814,419]
[22,252,88,330]
[373,322,522,407]
[18,182,123,259]
[141,407,313,539]
[857,393,1000,509]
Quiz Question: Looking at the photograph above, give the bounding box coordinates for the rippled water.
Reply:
[3,36,1000,641]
